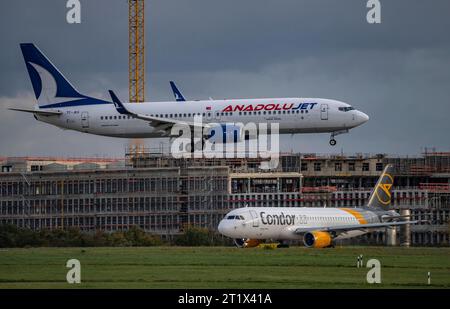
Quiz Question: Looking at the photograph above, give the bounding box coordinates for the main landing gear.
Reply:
[329,129,349,146]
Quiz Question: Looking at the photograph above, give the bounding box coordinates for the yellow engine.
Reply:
[303,231,333,248]
[234,238,261,248]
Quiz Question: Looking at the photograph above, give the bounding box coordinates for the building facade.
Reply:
[1,152,449,245]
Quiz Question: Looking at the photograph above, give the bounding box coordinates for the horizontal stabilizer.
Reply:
[9,108,62,116]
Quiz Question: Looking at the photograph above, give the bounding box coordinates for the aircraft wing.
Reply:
[108,90,212,136]
[293,220,422,235]
[9,108,62,116]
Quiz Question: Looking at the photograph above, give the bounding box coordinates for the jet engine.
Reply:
[234,238,261,248]
[206,124,242,144]
[206,124,258,144]
[303,231,333,248]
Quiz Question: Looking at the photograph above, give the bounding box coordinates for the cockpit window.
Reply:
[226,215,245,220]
[338,106,355,112]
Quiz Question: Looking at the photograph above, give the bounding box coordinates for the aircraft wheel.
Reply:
[329,139,337,146]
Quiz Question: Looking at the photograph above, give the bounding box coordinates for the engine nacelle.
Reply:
[206,124,259,144]
[303,231,333,248]
[206,124,241,144]
[234,238,261,248]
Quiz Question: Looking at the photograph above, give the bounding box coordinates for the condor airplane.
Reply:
[218,165,422,248]
[11,43,369,145]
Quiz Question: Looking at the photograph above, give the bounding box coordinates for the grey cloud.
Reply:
[0,0,449,156]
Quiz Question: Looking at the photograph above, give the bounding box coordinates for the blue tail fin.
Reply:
[170,81,186,102]
[20,43,84,106]
[20,43,109,109]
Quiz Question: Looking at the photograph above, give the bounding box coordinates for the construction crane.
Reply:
[128,0,145,154]
[128,0,145,103]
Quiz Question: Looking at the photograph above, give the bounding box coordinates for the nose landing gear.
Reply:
[329,129,349,146]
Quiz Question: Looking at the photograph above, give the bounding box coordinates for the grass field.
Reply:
[0,246,449,288]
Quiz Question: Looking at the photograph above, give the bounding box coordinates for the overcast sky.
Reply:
[0,0,449,157]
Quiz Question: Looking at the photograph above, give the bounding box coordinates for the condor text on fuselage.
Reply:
[260,212,296,226]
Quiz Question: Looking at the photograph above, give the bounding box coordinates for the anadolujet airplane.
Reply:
[11,44,369,146]
[218,165,424,248]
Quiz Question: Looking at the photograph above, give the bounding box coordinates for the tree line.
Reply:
[0,224,230,247]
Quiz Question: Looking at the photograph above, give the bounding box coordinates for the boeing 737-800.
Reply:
[10,43,369,145]
[218,165,422,248]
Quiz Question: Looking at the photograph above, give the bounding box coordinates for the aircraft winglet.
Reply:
[108,90,130,115]
[170,81,186,102]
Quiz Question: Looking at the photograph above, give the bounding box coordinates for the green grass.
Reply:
[0,246,449,288]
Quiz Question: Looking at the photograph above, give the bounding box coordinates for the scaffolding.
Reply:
[128,0,145,103]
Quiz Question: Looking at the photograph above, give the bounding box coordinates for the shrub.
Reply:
[174,226,227,246]
[0,224,163,248]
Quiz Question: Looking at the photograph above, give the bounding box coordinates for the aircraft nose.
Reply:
[218,220,232,236]
[218,220,225,234]
[218,219,236,237]
[357,111,369,125]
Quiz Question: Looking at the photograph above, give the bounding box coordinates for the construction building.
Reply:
[0,150,449,246]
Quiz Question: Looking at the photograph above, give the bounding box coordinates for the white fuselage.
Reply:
[218,207,383,241]
[36,98,369,138]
